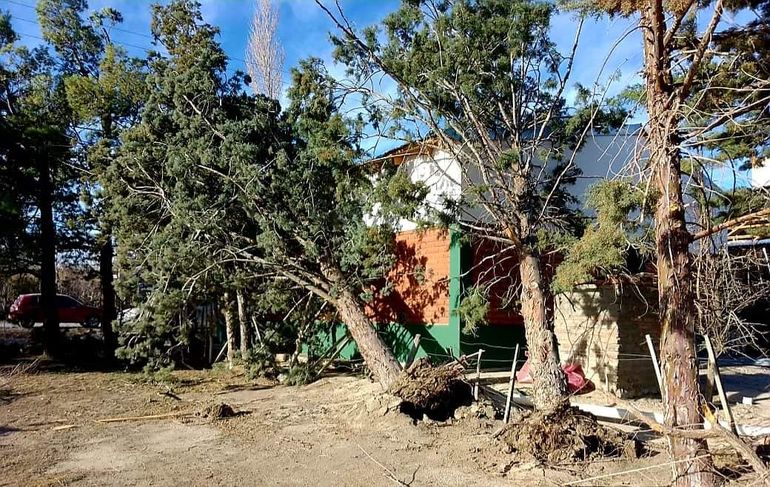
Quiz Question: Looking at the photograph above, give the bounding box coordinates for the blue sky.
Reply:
[1,0,644,101]
[0,0,751,187]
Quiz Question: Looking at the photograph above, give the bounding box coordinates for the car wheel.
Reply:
[82,316,100,328]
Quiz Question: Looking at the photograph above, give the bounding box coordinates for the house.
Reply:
[728,157,770,251]
[324,126,664,395]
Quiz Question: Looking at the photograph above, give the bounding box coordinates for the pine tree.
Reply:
[320,0,623,411]
[36,0,146,356]
[0,11,80,354]
[108,1,425,387]
[577,0,770,483]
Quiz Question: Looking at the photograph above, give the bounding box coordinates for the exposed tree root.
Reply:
[500,406,638,465]
[388,358,473,421]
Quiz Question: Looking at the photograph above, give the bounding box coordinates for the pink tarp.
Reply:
[515,358,594,394]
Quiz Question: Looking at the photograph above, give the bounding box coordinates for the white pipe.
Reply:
[508,395,770,438]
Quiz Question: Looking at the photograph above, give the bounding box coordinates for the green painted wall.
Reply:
[452,226,526,369]
[309,226,527,369]
[309,321,458,364]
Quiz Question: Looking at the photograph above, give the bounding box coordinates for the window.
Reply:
[55,295,80,308]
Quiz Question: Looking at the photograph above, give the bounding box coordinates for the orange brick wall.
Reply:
[367,228,451,325]
[469,238,524,326]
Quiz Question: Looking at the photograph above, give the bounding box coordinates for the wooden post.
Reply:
[314,336,352,379]
[311,334,349,369]
[703,335,736,434]
[251,316,263,344]
[405,334,421,369]
[473,349,485,401]
[645,334,663,397]
[503,344,520,424]
[214,341,228,363]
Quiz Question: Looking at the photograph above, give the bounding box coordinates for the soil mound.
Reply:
[501,406,637,464]
[389,358,473,421]
[198,402,238,420]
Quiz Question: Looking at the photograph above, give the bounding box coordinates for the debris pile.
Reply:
[198,402,238,420]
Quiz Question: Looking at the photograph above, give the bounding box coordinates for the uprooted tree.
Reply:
[107,0,427,388]
[319,0,626,412]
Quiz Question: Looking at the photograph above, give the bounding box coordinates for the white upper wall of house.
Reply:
[394,130,643,226]
[751,159,770,188]
[397,149,462,231]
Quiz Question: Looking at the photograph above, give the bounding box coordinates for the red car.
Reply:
[8,294,102,328]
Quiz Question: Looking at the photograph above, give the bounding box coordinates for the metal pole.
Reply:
[703,335,736,433]
[405,334,422,369]
[645,334,663,397]
[473,349,485,401]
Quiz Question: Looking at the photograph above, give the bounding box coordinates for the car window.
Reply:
[55,295,80,307]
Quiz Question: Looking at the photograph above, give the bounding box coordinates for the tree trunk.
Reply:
[236,290,250,359]
[38,149,59,357]
[319,262,402,388]
[222,291,237,369]
[640,2,717,484]
[518,249,568,412]
[100,233,117,357]
[334,287,402,389]
[653,148,717,486]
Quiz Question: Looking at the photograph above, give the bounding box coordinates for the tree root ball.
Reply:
[388,358,474,421]
[501,406,639,464]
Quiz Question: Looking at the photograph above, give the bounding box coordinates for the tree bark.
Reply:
[319,261,401,389]
[518,249,568,412]
[236,290,250,358]
[38,148,60,357]
[100,233,117,357]
[334,287,402,389]
[640,2,717,484]
[222,291,238,369]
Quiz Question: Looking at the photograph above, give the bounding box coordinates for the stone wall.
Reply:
[554,283,660,398]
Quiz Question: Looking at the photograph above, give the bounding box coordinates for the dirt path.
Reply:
[0,367,757,486]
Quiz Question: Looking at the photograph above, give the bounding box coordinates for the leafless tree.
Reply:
[245,0,284,99]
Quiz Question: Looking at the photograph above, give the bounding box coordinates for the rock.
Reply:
[497,461,514,475]
[622,439,641,459]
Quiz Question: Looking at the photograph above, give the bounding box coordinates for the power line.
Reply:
[2,0,249,62]
[1,0,35,10]
[11,17,155,55]
[1,0,155,39]
[9,29,297,89]
[2,0,297,87]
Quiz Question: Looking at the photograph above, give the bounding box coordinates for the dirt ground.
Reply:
[2,359,767,487]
